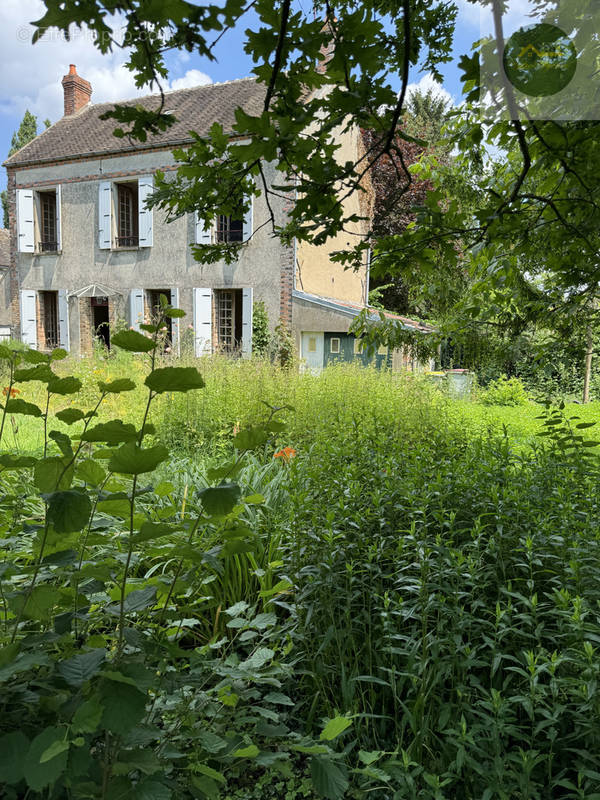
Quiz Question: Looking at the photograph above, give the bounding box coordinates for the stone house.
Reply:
[3,65,427,367]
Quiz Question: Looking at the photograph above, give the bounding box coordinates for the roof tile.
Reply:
[4,77,265,168]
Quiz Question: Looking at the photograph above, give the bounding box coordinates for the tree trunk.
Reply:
[583,323,594,404]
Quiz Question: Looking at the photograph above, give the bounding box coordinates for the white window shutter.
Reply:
[241,287,253,358]
[129,288,144,332]
[170,287,180,356]
[17,190,34,253]
[138,176,154,247]
[20,290,37,348]
[195,211,212,244]
[193,288,213,357]
[242,194,253,243]
[98,181,112,249]
[58,289,69,351]
[56,185,62,252]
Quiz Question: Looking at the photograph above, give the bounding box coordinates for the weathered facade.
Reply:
[3,65,426,366]
[0,229,10,334]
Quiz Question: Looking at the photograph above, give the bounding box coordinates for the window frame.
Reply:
[114,181,140,249]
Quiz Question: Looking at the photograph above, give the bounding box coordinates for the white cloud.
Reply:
[170,69,212,91]
[406,73,454,107]
[0,0,212,124]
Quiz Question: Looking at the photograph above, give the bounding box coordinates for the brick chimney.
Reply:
[61,65,92,116]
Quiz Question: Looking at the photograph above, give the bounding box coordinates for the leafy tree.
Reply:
[1,110,41,227]
[29,0,600,395]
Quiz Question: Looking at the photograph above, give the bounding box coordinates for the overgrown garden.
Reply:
[1,306,600,797]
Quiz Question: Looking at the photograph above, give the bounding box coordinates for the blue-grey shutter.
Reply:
[193,288,212,356]
[17,190,34,253]
[195,212,212,244]
[242,193,253,243]
[241,287,253,358]
[20,290,37,347]
[138,176,154,247]
[170,287,180,356]
[129,288,144,331]
[56,185,62,251]
[98,181,112,249]
[58,289,69,351]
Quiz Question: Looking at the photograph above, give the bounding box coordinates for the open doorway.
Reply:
[91,296,110,349]
[147,289,172,349]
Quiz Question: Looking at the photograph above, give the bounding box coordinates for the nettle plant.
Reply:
[0,296,350,800]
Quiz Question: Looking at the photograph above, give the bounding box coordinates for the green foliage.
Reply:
[2,110,41,226]
[252,300,271,358]
[478,375,528,406]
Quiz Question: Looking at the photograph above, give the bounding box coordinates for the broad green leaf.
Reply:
[81,420,138,444]
[55,407,86,425]
[259,579,292,599]
[4,398,42,417]
[100,681,147,735]
[225,601,249,616]
[0,454,36,469]
[98,378,137,393]
[22,349,49,364]
[123,584,157,612]
[251,612,277,629]
[40,738,70,764]
[198,483,241,516]
[47,376,82,395]
[154,480,175,496]
[310,757,349,800]
[13,364,54,382]
[77,458,107,486]
[233,744,259,758]
[49,430,73,457]
[291,744,330,754]
[164,307,186,318]
[112,329,156,352]
[264,691,294,706]
[34,456,73,492]
[196,731,228,753]
[320,716,353,741]
[109,443,169,475]
[72,696,104,733]
[206,460,244,481]
[133,780,172,800]
[58,648,106,687]
[233,426,269,450]
[12,585,60,622]
[240,647,274,670]
[0,731,29,784]
[0,643,20,667]
[47,490,92,532]
[50,347,68,361]
[132,521,180,544]
[113,749,162,775]
[195,764,226,784]
[24,727,68,791]
[144,366,205,393]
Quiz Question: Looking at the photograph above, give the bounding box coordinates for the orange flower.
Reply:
[273,446,296,462]
[2,387,19,398]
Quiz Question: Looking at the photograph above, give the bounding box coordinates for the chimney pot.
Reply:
[62,64,92,116]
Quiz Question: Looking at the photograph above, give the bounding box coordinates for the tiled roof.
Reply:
[4,77,265,168]
[292,290,433,332]
[0,229,8,267]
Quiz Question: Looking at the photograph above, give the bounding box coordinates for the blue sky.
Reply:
[0,0,532,197]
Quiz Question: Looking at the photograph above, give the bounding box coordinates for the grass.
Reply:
[3,353,600,456]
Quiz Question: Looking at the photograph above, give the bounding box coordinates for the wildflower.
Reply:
[273,446,296,462]
[165,347,172,354]
[2,387,19,398]
[188,324,194,330]
[233,421,241,435]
